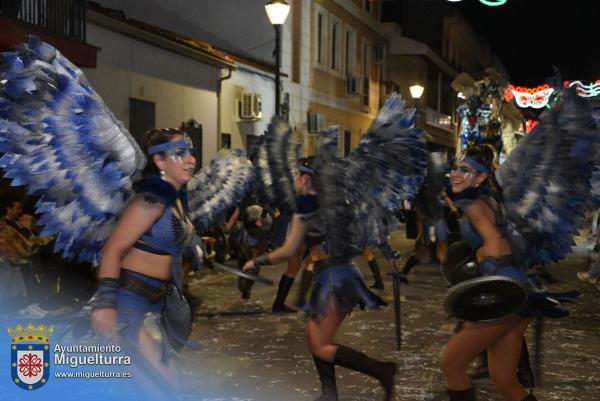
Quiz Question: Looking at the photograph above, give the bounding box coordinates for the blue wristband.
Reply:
[253,254,271,268]
[91,278,119,310]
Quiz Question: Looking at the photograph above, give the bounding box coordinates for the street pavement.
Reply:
[180,231,600,401]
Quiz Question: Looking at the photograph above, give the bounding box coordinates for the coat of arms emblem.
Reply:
[8,323,53,390]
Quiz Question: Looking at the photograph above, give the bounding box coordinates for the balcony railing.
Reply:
[0,0,87,41]
[425,107,453,132]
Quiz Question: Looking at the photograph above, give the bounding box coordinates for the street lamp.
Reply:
[410,83,424,109]
[265,0,290,117]
[409,84,424,127]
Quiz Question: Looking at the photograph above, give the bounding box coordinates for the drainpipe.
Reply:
[217,68,233,150]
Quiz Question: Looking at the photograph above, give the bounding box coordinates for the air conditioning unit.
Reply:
[346,76,361,96]
[239,92,262,120]
[374,45,386,64]
[307,112,326,133]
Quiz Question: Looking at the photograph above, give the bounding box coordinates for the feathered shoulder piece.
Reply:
[453,186,493,208]
[135,176,187,208]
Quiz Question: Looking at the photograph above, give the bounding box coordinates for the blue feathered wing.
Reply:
[497,88,600,267]
[251,117,300,213]
[187,148,254,233]
[0,37,254,264]
[314,94,429,257]
[0,37,146,264]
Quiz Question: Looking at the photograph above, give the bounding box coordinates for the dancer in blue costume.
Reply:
[0,37,254,391]
[441,88,600,401]
[243,95,429,401]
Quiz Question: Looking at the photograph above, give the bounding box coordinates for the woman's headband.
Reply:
[148,136,193,156]
[462,156,491,174]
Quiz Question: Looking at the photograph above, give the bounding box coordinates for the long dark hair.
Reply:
[464,144,502,194]
[141,128,187,178]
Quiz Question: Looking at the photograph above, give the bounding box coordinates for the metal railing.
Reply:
[0,0,87,41]
[425,107,453,132]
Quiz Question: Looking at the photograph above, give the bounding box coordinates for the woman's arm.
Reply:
[97,197,166,279]
[242,214,308,271]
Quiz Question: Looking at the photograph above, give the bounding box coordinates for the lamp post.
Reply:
[409,84,424,125]
[265,0,290,117]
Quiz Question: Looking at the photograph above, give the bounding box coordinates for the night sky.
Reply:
[447,0,600,86]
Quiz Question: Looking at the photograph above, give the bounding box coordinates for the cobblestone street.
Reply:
[180,232,600,401]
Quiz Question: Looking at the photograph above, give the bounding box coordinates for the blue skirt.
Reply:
[303,261,386,317]
[117,269,167,345]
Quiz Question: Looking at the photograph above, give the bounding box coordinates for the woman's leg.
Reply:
[306,300,346,361]
[306,301,346,400]
[273,245,306,312]
[363,247,384,289]
[487,318,532,401]
[441,315,522,390]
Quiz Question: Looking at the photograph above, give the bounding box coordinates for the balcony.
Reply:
[0,0,96,67]
[425,107,452,132]
[422,107,455,149]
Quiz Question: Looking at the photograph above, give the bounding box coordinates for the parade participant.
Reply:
[91,128,196,380]
[242,95,428,401]
[0,37,254,394]
[441,87,599,401]
[441,145,534,401]
[237,203,300,312]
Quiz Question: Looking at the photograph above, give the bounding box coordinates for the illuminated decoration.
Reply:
[563,80,600,97]
[504,84,515,102]
[479,0,507,6]
[511,84,554,109]
[526,119,539,134]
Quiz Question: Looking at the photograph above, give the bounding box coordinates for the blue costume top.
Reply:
[133,176,193,290]
[296,194,325,249]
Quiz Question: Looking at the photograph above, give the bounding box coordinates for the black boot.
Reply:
[517,339,534,389]
[296,269,314,308]
[368,259,384,289]
[447,387,476,401]
[312,355,338,401]
[402,255,420,275]
[333,345,396,401]
[272,275,297,313]
[520,394,538,401]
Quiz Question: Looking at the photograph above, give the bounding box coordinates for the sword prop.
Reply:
[211,261,274,285]
[392,272,402,350]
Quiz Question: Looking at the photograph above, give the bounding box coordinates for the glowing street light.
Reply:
[265,0,290,116]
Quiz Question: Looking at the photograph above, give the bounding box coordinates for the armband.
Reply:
[91,278,119,310]
[253,254,271,268]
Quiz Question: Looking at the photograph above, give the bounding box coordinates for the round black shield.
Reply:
[441,241,479,285]
[443,276,528,322]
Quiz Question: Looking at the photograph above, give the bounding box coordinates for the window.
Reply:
[345,28,357,76]
[363,0,372,13]
[129,98,155,146]
[362,39,371,107]
[344,130,351,157]
[329,15,342,73]
[221,133,231,149]
[315,6,328,67]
